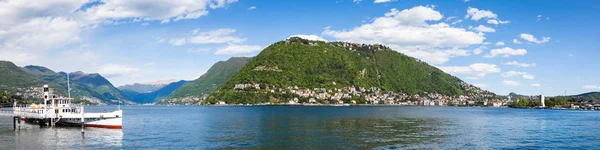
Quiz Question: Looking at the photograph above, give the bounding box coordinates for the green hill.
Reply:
[0,61,65,99]
[206,37,495,104]
[23,66,130,105]
[159,57,252,104]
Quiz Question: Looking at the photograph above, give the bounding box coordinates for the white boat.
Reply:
[13,85,123,129]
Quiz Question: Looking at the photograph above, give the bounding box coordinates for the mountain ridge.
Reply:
[159,57,252,104]
[206,37,495,104]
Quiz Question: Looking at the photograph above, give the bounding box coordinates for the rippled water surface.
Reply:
[1,106,599,149]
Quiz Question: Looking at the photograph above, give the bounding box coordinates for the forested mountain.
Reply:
[0,61,65,99]
[159,57,252,104]
[206,37,495,104]
[21,66,130,105]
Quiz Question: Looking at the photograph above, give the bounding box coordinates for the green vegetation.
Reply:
[206,37,493,104]
[160,57,252,104]
[0,61,65,97]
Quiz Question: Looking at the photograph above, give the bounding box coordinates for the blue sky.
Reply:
[0,0,598,96]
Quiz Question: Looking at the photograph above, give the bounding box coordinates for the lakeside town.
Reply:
[224,83,600,110]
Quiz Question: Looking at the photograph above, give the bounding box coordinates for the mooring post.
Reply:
[13,117,17,130]
[17,117,21,131]
[81,106,85,135]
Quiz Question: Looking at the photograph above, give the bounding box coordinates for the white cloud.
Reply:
[98,64,140,77]
[248,6,256,10]
[495,41,505,46]
[503,80,521,86]
[484,47,527,58]
[463,0,470,2]
[466,7,498,21]
[438,63,501,79]
[473,45,486,55]
[288,35,328,42]
[473,25,496,32]
[513,39,522,44]
[501,71,535,79]
[165,28,246,46]
[188,28,246,44]
[537,15,542,21]
[451,19,463,25]
[568,54,574,57]
[214,44,262,55]
[0,0,239,68]
[374,0,395,3]
[584,85,600,90]
[323,6,485,65]
[531,83,541,87]
[487,19,510,25]
[79,0,237,24]
[353,0,362,4]
[168,38,187,46]
[503,61,536,68]
[519,33,550,44]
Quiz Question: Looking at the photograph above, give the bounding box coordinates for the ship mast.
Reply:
[67,72,71,99]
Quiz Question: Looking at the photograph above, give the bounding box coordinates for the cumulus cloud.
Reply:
[214,44,263,55]
[473,45,487,55]
[519,33,550,44]
[501,71,535,80]
[98,64,140,77]
[484,47,527,58]
[466,7,497,21]
[288,35,328,42]
[248,6,256,10]
[0,0,239,66]
[503,80,521,86]
[503,61,536,68]
[438,63,501,79]
[531,83,541,87]
[374,0,395,3]
[165,28,247,46]
[495,41,505,46]
[188,28,246,44]
[323,6,485,65]
[78,0,237,24]
[513,39,522,44]
[473,25,496,32]
[487,19,510,25]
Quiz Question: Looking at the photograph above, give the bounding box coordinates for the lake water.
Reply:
[1,106,599,149]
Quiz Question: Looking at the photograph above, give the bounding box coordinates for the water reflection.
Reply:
[6,124,123,149]
[204,107,453,149]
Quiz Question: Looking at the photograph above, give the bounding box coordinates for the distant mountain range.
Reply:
[121,80,191,104]
[22,66,131,105]
[117,79,178,93]
[0,61,130,105]
[158,57,252,104]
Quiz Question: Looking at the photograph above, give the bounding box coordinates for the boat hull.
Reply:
[58,117,122,129]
